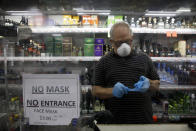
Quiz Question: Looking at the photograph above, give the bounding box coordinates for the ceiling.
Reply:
[0,0,196,13]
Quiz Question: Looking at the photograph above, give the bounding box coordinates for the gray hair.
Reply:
[110,21,133,39]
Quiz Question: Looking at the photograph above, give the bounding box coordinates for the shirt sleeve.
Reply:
[146,55,160,80]
[94,57,106,87]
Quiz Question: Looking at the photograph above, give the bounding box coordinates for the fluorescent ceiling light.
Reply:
[145,11,178,17]
[77,12,110,15]
[6,11,42,16]
[75,9,111,15]
[176,7,191,12]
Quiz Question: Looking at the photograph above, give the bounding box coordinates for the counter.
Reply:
[98,124,193,131]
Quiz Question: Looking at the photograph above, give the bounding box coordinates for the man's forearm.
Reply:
[149,79,160,91]
[92,86,113,99]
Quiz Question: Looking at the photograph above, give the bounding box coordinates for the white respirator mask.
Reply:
[117,43,131,57]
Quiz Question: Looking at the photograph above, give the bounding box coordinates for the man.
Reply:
[92,22,160,124]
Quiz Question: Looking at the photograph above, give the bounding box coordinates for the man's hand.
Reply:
[129,76,150,93]
[149,79,160,91]
[112,82,129,98]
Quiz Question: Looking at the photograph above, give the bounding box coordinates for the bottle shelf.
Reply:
[0,56,196,62]
[0,56,100,62]
[1,84,196,90]
[25,26,196,34]
[159,84,196,90]
[155,114,196,119]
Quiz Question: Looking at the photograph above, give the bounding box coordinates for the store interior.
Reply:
[0,0,196,131]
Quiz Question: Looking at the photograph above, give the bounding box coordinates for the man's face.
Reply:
[110,26,133,53]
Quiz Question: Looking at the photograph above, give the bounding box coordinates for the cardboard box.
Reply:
[44,36,53,43]
[84,44,94,56]
[72,16,79,25]
[45,42,54,55]
[82,15,91,26]
[178,40,186,57]
[54,42,62,56]
[54,36,63,42]
[63,37,72,43]
[114,16,123,23]
[94,44,103,56]
[63,15,72,25]
[95,38,104,44]
[107,15,115,28]
[91,15,98,27]
[84,38,94,44]
[62,43,72,56]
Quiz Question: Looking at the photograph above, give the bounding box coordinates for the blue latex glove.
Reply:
[129,76,150,93]
[112,82,129,98]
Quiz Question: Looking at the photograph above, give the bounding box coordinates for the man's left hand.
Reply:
[129,76,150,93]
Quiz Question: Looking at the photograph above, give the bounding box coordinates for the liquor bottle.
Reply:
[190,94,195,113]
[130,17,136,28]
[149,43,154,56]
[156,44,162,57]
[141,17,147,28]
[181,18,186,28]
[78,47,83,56]
[147,17,153,28]
[161,63,167,83]
[164,47,168,57]
[170,18,175,29]
[103,44,106,55]
[191,16,196,28]
[183,68,189,85]
[136,17,142,28]
[178,65,183,85]
[124,16,128,24]
[143,42,147,54]
[170,70,175,84]
[175,17,182,28]
[145,40,149,55]
[94,98,101,112]
[151,42,156,56]
[162,101,169,123]
[165,67,169,83]
[40,43,46,57]
[186,42,191,57]
[165,17,170,29]
[174,69,179,84]
[72,46,77,56]
[4,19,9,26]
[8,42,15,66]
[157,63,163,81]
[157,17,164,29]
[33,43,37,56]
[81,88,87,114]
[100,102,105,111]
[28,40,33,56]
[86,88,92,114]
[20,16,26,26]
[153,18,158,29]
[107,45,111,52]
[154,43,159,57]
[186,17,191,28]
[168,48,175,57]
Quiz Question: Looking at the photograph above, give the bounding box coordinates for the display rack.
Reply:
[0,56,196,62]
[0,84,195,91]
[21,26,196,34]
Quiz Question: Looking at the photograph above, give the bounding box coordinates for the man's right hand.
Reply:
[112,82,129,98]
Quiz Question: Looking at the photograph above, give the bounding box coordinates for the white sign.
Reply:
[23,74,80,125]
